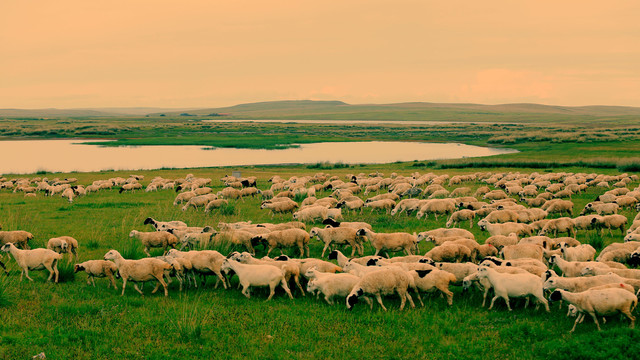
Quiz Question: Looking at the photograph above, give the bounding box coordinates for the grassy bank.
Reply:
[0,165,639,359]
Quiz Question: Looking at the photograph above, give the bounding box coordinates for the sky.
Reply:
[1,0,639,108]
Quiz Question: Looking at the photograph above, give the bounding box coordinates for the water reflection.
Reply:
[2,140,517,174]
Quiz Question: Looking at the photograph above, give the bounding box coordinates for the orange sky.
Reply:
[1,0,639,108]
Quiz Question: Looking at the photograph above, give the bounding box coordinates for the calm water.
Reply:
[1,140,517,174]
[204,119,457,125]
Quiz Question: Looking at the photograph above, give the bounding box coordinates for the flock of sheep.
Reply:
[3,169,640,333]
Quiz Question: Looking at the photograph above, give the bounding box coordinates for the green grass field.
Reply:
[1,164,640,360]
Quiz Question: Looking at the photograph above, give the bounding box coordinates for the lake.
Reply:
[1,140,517,174]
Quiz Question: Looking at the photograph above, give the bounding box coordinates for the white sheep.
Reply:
[129,230,179,256]
[309,226,364,257]
[74,260,119,289]
[549,288,637,332]
[0,243,62,282]
[221,259,293,301]
[143,217,187,231]
[446,209,476,229]
[477,266,549,312]
[305,270,360,305]
[560,243,596,262]
[166,249,227,289]
[346,267,416,311]
[0,230,34,249]
[356,228,418,257]
[104,249,172,296]
[252,228,310,258]
[46,236,79,260]
[292,206,329,223]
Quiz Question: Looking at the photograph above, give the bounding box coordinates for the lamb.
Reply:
[0,230,33,249]
[549,288,637,332]
[221,259,293,301]
[104,249,171,296]
[129,230,179,256]
[74,260,119,289]
[143,217,187,231]
[446,209,476,229]
[166,249,227,288]
[306,272,361,305]
[346,267,416,311]
[252,228,310,257]
[560,243,596,262]
[0,243,62,282]
[309,226,364,257]
[356,228,418,257]
[46,236,79,260]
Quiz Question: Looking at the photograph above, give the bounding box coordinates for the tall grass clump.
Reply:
[585,232,605,251]
[0,274,17,307]
[120,241,145,260]
[168,297,212,342]
[218,203,237,216]
[56,259,76,283]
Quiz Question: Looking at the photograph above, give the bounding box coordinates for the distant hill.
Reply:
[3,100,640,123]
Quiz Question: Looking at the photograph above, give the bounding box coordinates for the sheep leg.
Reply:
[144,247,151,257]
[621,309,635,329]
[325,295,334,305]
[374,294,388,311]
[589,312,602,331]
[481,287,490,307]
[22,269,35,282]
[437,285,454,306]
[266,284,276,301]
[215,270,228,289]
[570,315,582,333]
[266,247,274,257]
[133,283,145,296]
[241,284,251,299]
[414,288,424,307]
[293,274,305,296]
[280,279,294,300]
[535,295,550,312]
[121,279,128,295]
[107,273,118,290]
[363,296,373,309]
[404,291,416,309]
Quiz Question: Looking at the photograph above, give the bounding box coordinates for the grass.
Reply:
[0,164,639,359]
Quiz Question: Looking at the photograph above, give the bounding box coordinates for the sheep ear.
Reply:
[416,269,432,278]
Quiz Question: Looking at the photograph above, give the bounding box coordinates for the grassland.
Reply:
[1,164,640,360]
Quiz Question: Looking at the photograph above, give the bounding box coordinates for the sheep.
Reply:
[179,232,215,250]
[500,243,544,262]
[356,228,418,257]
[483,190,508,201]
[446,209,476,229]
[560,243,596,262]
[477,220,532,237]
[390,199,423,216]
[477,266,549,312]
[231,252,305,296]
[204,199,229,213]
[166,249,227,288]
[211,230,256,255]
[477,244,499,259]
[260,200,299,217]
[485,233,519,251]
[306,272,361,305]
[46,236,79,260]
[581,265,640,280]
[581,202,619,216]
[0,243,62,282]
[548,255,612,277]
[542,199,574,216]
[74,260,119,289]
[327,250,383,268]
[336,198,365,213]
[424,243,471,263]
[181,194,218,211]
[143,217,187,231]
[129,230,178,256]
[221,259,293,301]
[119,183,142,194]
[363,199,396,213]
[252,228,310,258]
[543,273,627,293]
[0,230,33,249]
[346,267,416,311]
[434,262,478,285]
[548,288,637,332]
[103,249,172,296]
[309,226,364,257]
[416,199,455,220]
[538,217,575,237]
[408,269,457,306]
[572,215,602,233]
[482,210,519,224]
[417,228,475,241]
[593,214,627,236]
[292,206,329,223]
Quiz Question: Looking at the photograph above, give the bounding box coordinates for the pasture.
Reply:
[1,164,640,359]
